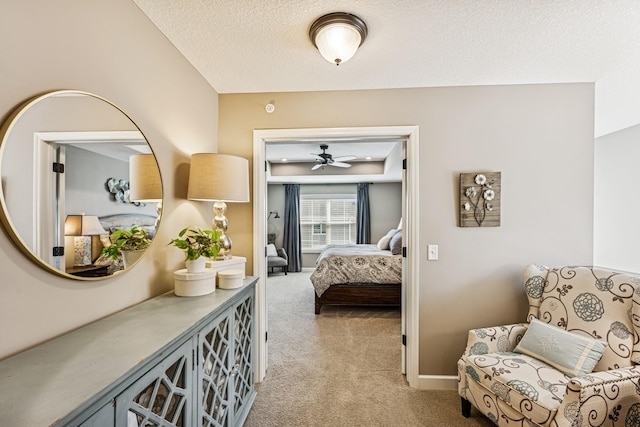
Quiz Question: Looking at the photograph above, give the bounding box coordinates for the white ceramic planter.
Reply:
[122,250,145,269]
[185,256,207,273]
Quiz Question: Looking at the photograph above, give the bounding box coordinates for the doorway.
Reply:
[34,130,149,271]
[253,125,420,387]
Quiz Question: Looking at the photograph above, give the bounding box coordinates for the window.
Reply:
[300,194,356,251]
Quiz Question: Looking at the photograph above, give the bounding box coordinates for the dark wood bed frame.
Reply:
[314,283,401,314]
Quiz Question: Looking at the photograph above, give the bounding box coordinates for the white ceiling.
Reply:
[265,139,403,183]
[133,0,640,139]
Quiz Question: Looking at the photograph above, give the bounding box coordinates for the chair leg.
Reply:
[461,397,471,418]
[283,266,287,275]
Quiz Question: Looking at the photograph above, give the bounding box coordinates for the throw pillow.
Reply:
[390,230,403,255]
[377,235,393,250]
[376,229,397,250]
[514,317,607,377]
[266,244,278,257]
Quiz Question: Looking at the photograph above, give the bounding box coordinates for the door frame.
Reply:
[252,125,420,387]
[34,131,146,269]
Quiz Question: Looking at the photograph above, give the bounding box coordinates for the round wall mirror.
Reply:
[0,90,163,280]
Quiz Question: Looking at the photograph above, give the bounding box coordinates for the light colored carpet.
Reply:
[244,270,494,427]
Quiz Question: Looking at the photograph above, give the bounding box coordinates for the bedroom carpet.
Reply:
[243,270,494,427]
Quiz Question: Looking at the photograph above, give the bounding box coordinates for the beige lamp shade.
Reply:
[64,214,107,236]
[129,154,162,202]
[187,154,250,202]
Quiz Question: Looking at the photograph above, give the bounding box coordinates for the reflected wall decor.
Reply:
[459,172,501,227]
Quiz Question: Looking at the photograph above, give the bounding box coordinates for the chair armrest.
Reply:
[462,323,528,357]
[277,248,288,261]
[556,366,640,427]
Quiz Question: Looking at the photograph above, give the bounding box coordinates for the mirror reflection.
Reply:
[0,91,162,279]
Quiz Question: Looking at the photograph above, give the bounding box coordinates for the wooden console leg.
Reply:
[461,397,471,418]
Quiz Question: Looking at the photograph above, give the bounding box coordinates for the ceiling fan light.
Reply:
[310,12,367,66]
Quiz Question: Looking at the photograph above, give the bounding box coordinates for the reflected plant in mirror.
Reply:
[0,90,163,280]
[99,226,152,272]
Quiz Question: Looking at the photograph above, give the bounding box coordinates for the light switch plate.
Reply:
[427,244,438,260]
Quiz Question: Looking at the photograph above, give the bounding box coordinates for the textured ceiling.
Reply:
[132,0,640,137]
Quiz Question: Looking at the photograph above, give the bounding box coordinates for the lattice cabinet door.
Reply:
[232,292,255,426]
[198,310,233,427]
[115,340,193,427]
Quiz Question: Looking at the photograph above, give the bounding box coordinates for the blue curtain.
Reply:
[356,183,371,244]
[283,184,302,272]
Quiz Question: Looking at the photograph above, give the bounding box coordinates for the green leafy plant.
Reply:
[168,227,221,261]
[101,226,152,260]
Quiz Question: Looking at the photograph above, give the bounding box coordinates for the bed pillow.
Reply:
[514,317,607,377]
[266,243,278,257]
[389,230,403,255]
[376,235,393,250]
[376,229,397,250]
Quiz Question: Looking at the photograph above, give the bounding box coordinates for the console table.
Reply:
[0,277,257,426]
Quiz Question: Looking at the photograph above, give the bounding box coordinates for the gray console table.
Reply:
[0,277,257,426]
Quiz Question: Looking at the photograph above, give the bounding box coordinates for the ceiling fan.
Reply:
[311,144,356,170]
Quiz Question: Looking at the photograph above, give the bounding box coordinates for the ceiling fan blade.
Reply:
[333,155,357,162]
[331,161,352,168]
[311,163,323,170]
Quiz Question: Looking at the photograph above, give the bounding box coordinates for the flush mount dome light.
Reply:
[309,12,368,66]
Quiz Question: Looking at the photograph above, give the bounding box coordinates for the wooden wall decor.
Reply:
[459,172,501,227]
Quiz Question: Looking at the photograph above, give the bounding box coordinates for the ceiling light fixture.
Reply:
[309,12,368,66]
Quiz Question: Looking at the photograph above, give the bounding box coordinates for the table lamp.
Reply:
[65,213,107,266]
[187,153,249,260]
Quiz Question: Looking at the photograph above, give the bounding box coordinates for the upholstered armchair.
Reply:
[458,264,640,427]
[266,243,288,275]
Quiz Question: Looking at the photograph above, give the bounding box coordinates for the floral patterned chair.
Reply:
[458,264,640,427]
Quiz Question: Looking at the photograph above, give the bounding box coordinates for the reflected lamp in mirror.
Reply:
[268,211,280,219]
[187,153,250,260]
[64,214,107,267]
[129,154,162,227]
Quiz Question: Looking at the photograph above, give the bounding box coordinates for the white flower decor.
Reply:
[465,187,477,198]
[475,174,487,185]
[461,172,500,226]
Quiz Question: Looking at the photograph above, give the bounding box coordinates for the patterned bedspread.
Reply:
[310,244,402,297]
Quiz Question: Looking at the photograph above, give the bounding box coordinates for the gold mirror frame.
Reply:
[0,90,163,280]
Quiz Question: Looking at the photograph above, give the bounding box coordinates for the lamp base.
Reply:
[213,200,232,259]
[72,236,92,266]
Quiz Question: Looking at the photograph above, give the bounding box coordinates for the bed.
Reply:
[310,238,403,314]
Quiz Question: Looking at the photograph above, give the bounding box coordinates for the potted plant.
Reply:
[168,227,221,272]
[101,225,152,269]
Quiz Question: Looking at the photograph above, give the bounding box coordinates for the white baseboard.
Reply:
[411,375,458,390]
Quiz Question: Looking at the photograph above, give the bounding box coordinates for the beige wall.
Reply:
[0,1,595,379]
[594,124,640,273]
[0,0,219,359]
[219,84,594,375]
